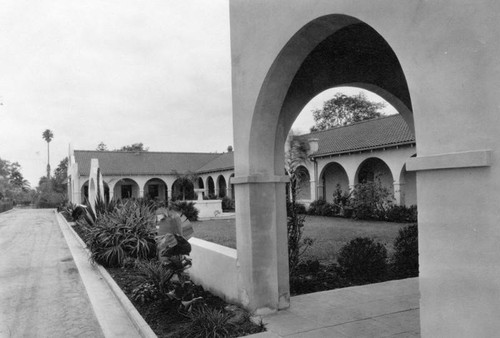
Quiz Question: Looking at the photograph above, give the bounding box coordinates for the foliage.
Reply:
[0,157,32,205]
[285,132,314,274]
[135,260,175,295]
[332,184,352,216]
[350,179,393,220]
[337,237,388,284]
[171,171,197,201]
[179,305,265,338]
[131,282,160,305]
[52,157,68,193]
[42,129,54,178]
[392,224,419,278]
[58,200,79,221]
[35,190,66,208]
[85,200,157,267]
[310,92,385,132]
[96,142,108,151]
[307,199,336,217]
[0,200,13,213]
[171,200,199,221]
[221,196,234,212]
[117,142,149,152]
[295,203,307,214]
[385,205,417,223]
[180,307,234,338]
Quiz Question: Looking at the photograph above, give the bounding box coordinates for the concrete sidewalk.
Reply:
[0,209,142,338]
[250,278,420,337]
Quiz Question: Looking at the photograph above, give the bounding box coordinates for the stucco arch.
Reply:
[295,165,311,201]
[143,177,168,202]
[171,178,195,201]
[319,162,349,202]
[197,177,204,189]
[355,157,394,194]
[232,13,414,312]
[399,154,417,206]
[112,178,140,200]
[206,176,215,198]
[217,175,227,198]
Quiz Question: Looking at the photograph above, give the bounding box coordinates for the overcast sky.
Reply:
[0,0,396,187]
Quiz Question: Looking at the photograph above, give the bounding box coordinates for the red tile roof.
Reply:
[74,115,414,176]
[196,152,234,173]
[301,114,415,157]
[74,150,220,176]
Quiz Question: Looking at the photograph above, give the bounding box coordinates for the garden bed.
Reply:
[69,215,265,338]
[106,265,264,337]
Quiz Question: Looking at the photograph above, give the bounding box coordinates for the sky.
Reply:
[0,0,396,187]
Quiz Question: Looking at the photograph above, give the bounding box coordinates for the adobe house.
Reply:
[229,1,500,336]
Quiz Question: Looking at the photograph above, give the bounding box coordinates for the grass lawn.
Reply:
[192,215,411,264]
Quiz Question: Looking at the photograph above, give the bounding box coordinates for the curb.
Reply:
[55,211,157,338]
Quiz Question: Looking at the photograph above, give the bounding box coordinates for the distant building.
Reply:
[68,114,416,207]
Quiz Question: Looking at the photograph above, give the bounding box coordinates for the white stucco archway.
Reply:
[231,13,414,313]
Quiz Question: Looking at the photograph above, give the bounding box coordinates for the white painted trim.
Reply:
[232,175,290,184]
[406,150,492,171]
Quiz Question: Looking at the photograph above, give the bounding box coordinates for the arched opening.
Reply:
[113,178,140,200]
[320,162,349,202]
[207,176,215,199]
[399,155,417,206]
[172,178,195,201]
[103,182,110,203]
[197,177,205,189]
[229,173,235,199]
[234,14,415,311]
[217,175,227,198]
[356,157,394,195]
[81,180,89,202]
[144,178,168,203]
[295,165,311,201]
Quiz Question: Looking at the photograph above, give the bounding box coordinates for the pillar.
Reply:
[232,174,290,314]
[393,181,404,205]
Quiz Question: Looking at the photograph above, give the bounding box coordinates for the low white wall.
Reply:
[188,238,238,304]
[193,199,222,219]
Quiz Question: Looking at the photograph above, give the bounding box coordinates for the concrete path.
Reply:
[0,209,104,337]
[0,209,141,338]
[250,278,420,338]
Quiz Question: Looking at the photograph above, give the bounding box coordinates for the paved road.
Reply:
[0,209,104,338]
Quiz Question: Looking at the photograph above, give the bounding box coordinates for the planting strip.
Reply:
[55,211,157,338]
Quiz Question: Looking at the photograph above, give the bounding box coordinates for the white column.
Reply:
[232,174,290,314]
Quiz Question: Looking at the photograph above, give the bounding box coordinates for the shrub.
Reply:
[171,200,199,221]
[307,199,327,215]
[295,203,307,214]
[287,201,314,274]
[332,184,352,217]
[385,205,417,223]
[35,190,66,208]
[180,307,234,338]
[350,179,393,220]
[85,200,157,267]
[221,196,235,212]
[392,224,419,278]
[0,200,13,213]
[337,237,388,284]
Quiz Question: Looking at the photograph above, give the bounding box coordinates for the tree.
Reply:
[172,171,197,201]
[96,142,108,151]
[285,131,313,273]
[42,129,54,178]
[52,157,68,194]
[117,143,149,152]
[310,92,386,132]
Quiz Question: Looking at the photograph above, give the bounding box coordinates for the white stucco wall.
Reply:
[230,0,500,333]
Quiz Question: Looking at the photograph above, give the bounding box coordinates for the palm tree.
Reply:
[42,129,54,179]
